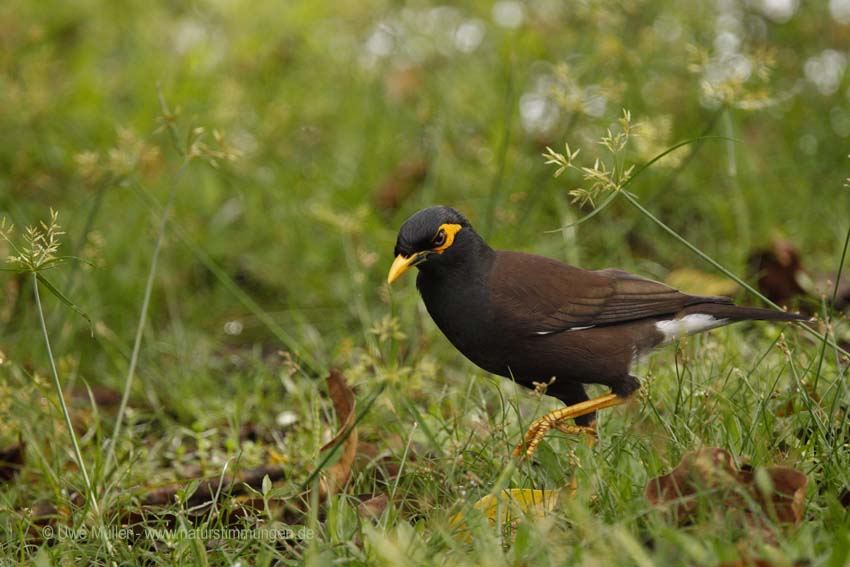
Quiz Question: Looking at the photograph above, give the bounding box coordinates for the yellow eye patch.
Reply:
[433,223,462,253]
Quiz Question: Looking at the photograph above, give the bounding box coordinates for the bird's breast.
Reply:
[416,269,508,371]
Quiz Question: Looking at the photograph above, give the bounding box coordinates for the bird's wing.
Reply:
[489,252,731,335]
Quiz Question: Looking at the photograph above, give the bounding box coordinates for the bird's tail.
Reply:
[681,302,810,323]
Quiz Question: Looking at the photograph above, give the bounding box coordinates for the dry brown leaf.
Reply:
[0,442,24,483]
[645,447,807,530]
[142,464,286,507]
[357,434,415,483]
[747,240,806,308]
[742,466,807,524]
[1,275,21,325]
[319,369,358,496]
[718,561,767,567]
[358,493,389,519]
[26,501,69,543]
[718,556,811,567]
[837,487,850,509]
[70,384,121,407]
[374,159,428,213]
[383,65,423,103]
[748,238,850,316]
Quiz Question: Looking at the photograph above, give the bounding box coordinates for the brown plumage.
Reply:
[387,206,808,455]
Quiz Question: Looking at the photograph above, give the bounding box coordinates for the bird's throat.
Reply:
[416,243,497,362]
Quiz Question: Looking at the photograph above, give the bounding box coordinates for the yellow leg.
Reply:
[512,393,626,458]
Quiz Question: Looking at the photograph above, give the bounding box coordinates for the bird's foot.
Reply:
[512,393,625,458]
[553,423,598,446]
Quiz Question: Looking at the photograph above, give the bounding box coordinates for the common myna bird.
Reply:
[387,206,808,457]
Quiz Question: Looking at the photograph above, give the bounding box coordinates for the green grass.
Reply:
[1,0,849,565]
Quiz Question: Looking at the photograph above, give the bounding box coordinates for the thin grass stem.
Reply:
[128,178,323,375]
[106,161,187,469]
[33,273,114,555]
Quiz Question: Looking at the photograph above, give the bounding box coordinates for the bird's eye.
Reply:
[433,229,446,247]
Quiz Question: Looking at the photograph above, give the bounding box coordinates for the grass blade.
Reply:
[620,191,848,358]
[548,136,737,232]
[36,273,93,335]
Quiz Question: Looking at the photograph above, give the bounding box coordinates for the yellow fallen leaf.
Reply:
[267,448,289,465]
[450,488,560,541]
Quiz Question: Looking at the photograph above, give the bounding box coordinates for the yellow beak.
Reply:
[387,253,424,284]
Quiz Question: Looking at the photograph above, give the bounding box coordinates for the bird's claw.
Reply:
[512,393,625,458]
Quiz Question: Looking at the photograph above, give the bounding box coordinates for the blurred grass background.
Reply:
[1,0,850,564]
[2,0,848,363]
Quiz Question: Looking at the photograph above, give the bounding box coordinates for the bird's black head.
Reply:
[387,206,478,284]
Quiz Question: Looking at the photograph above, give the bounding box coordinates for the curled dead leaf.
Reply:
[70,384,121,407]
[840,487,850,508]
[374,159,428,213]
[718,559,809,567]
[357,493,389,519]
[747,240,806,308]
[30,501,62,524]
[357,440,402,482]
[645,447,807,530]
[26,501,69,543]
[319,369,358,496]
[0,442,24,483]
[745,238,850,311]
[742,466,807,524]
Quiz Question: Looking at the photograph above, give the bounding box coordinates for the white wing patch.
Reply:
[534,325,595,336]
[655,313,728,342]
